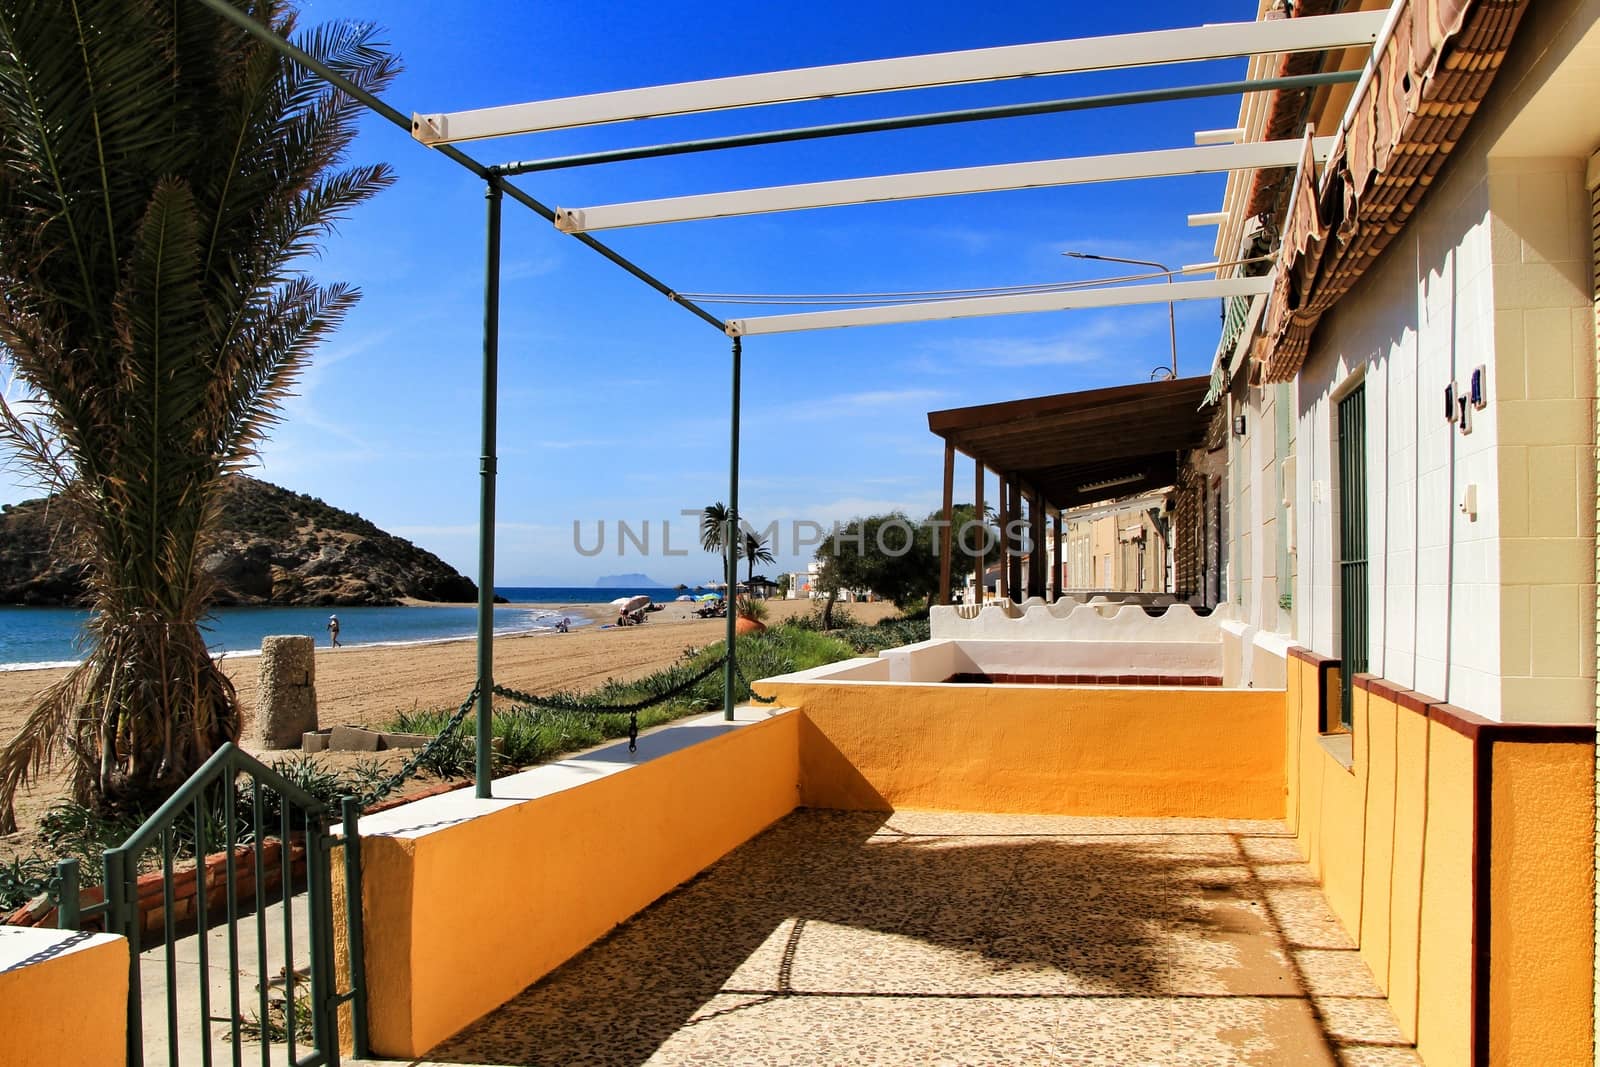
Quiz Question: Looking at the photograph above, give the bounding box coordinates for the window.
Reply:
[1336,384,1369,731]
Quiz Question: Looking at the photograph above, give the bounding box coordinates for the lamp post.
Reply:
[1062,250,1178,380]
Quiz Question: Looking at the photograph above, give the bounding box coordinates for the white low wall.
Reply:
[932,602,1220,641]
[878,638,1219,681]
[1218,619,1291,689]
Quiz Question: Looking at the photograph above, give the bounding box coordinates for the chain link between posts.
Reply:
[493,653,732,752]
[359,684,481,808]
[735,662,778,704]
[358,643,780,808]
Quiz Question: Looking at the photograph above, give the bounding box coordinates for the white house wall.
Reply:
[1280,0,1599,724]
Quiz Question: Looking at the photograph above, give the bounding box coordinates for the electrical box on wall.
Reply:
[1445,373,1484,435]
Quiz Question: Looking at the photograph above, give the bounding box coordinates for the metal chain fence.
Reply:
[359,684,481,807]
[494,652,731,752]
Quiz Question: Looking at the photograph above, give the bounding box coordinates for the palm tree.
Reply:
[0,1,397,825]
[699,502,730,555]
[743,531,776,586]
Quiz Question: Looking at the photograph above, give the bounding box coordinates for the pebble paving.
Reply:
[417,810,1418,1066]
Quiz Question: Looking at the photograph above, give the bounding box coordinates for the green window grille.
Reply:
[1337,385,1369,730]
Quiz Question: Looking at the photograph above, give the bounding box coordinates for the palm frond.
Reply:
[0,0,398,818]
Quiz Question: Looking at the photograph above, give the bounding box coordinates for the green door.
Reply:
[1337,385,1369,730]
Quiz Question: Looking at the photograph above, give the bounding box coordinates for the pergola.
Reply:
[196,0,1389,798]
[927,376,1214,604]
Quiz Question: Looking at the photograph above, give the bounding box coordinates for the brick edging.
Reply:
[1347,669,1597,743]
[4,777,469,932]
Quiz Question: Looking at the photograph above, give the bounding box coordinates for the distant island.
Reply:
[0,475,480,607]
[595,573,666,587]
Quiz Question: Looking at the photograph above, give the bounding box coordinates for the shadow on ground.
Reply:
[421,810,1414,1067]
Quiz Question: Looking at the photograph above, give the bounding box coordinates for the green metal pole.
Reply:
[475,176,503,798]
[724,336,742,721]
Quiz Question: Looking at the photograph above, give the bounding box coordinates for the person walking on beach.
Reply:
[327,614,341,648]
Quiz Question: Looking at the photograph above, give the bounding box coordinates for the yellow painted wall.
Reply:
[1415,722,1475,1067]
[1284,650,1303,835]
[0,929,127,1066]
[1486,742,1595,1066]
[762,680,1285,818]
[1359,692,1398,994]
[1281,656,1595,1066]
[362,711,800,1058]
[1388,700,1431,1040]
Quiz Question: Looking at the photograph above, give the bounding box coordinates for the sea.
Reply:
[0,586,684,671]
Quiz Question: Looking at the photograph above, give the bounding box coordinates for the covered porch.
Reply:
[927,375,1216,606]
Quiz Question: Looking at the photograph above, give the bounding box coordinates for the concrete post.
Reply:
[257,635,318,749]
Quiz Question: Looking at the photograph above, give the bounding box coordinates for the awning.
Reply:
[927,376,1214,511]
[1200,287,1261,406]
[1261,0,1531,382]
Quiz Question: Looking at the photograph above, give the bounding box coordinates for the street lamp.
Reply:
[1062,250,1178,380]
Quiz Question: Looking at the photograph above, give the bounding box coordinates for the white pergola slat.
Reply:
[723,274,1274,337]
[411,11,1387,144]
[554,138,1335,232]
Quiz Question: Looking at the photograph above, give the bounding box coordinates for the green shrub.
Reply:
[0,852,55,913]
[40,800,142,859]
[788,603,859,631]
[832,613,932,654]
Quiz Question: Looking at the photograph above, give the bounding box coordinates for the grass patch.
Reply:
[392,623,857,772]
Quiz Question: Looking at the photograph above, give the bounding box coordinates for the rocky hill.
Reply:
[0,476,479,606]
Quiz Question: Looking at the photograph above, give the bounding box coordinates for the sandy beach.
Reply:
[0,598,898,857]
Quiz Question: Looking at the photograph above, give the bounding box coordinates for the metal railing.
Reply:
[52,743,367,1066]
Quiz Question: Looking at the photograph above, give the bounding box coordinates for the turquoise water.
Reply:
[0,587,681,670]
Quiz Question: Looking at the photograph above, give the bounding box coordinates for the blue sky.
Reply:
[3,0,1257,586]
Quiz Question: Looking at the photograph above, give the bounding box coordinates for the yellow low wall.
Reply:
[759,678,1286,818]
[360,710,800,1058]
[1486,738,1594,1065]
[1284,654,1595,1067]
[0,927,127,1066]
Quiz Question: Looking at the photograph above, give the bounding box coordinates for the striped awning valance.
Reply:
[1260,0,1531,383]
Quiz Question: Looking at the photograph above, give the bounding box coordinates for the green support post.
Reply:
[475,176,503,798]
[724,336,742,721]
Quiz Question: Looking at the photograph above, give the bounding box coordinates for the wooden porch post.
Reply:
[1052,510,1063,600]
[1028,488,1046,599]
[973,461,985,605]
[997,474,1009,602]
[938,441,955,605]
[1007,473,1023,603]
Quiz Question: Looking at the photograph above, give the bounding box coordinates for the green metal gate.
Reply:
[51,743,367,1066]
[1337,385,1369,730]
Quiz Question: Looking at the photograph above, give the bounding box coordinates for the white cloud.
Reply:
[903,310,1166,373]
[833,388,947,408]
[501,253,562,282]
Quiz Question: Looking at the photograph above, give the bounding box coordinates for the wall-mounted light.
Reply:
[1232,414,1247,436]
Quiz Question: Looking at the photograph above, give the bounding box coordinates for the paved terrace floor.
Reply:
[397,810,1419,1067]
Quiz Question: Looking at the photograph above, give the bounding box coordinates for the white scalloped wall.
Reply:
[930,602,1222,642]
[878,638,1219,681]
